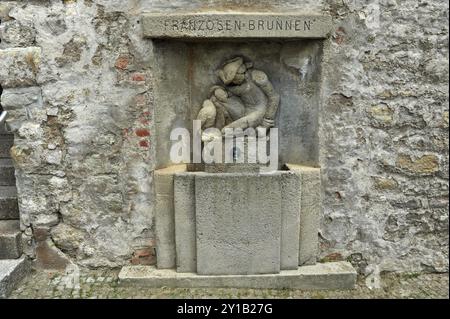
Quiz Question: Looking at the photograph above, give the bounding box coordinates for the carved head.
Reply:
[218,57,246,85]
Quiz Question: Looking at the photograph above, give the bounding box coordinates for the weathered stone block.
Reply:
[0,87,42,110]
[0,19,35,48]
[174,173,197,273]
[0,186,19,220]
[173,171,300,273]
[195,173,282,275]
[142,12,332,39]
[0,134,13,158]
[154,165,186,269]
[152,41,191,169]
[31,213,59,228]
[50,223,84,256]
[396,154,440,175]
[204,163,262,173]
[279,171,301,269]
[369,105,394,126]
[373,177,398,190]
[0,220,22,259]
[0,3,12,22]
[0,159,15,186]
[35,239,70,270]
[0,48,41,88]
[286,164,320,266]
[34,227,70,270]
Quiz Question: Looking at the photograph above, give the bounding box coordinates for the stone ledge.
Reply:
[142,12,332,39]
[0,256,30,299]
[118,261,357,290]
[0,186,19,221]
[0,220,22,259]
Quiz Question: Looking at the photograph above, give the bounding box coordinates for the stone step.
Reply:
[118,261,357,290]
[0,220,22,259]
[0,159,15,186]
[0,134,13,159]
[0,122,11,135]
[0,186,19,220]
[0,257,29,298]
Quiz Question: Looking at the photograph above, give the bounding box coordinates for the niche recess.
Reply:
[152,40,324,169]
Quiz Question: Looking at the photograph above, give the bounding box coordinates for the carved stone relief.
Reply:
[196,56,280,141]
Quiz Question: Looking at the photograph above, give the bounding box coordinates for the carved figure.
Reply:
[196,57,280,140]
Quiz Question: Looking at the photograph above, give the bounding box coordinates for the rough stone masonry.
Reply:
[0,0,448,281]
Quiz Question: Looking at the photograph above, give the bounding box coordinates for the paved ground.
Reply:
[9,268,449,299]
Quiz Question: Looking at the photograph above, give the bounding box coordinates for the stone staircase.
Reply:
[0,122,28,298]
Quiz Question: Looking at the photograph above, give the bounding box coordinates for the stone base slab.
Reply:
[0,256,30,298]
[118,261,356,290]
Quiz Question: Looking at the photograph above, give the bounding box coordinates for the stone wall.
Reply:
[1,0,156,268]
[0,0,448,277]
[320,0,449,278]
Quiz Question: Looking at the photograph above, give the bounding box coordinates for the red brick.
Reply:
[321,252,344,262]
[135,128,150,137]
[333,27,346,45]
[131,73,145,82]
[130,247,156,265]
[135,94,146,106]
[139,140,149,148]
[115,56,129,70]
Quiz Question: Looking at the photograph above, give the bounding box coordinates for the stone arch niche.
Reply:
[118,12,357,289]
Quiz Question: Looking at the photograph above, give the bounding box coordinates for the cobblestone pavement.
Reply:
[9,268,449,299]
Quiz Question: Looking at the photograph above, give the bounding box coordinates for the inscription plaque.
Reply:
[142,12,332,39]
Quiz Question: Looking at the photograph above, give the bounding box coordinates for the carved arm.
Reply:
[251,69,280,128]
